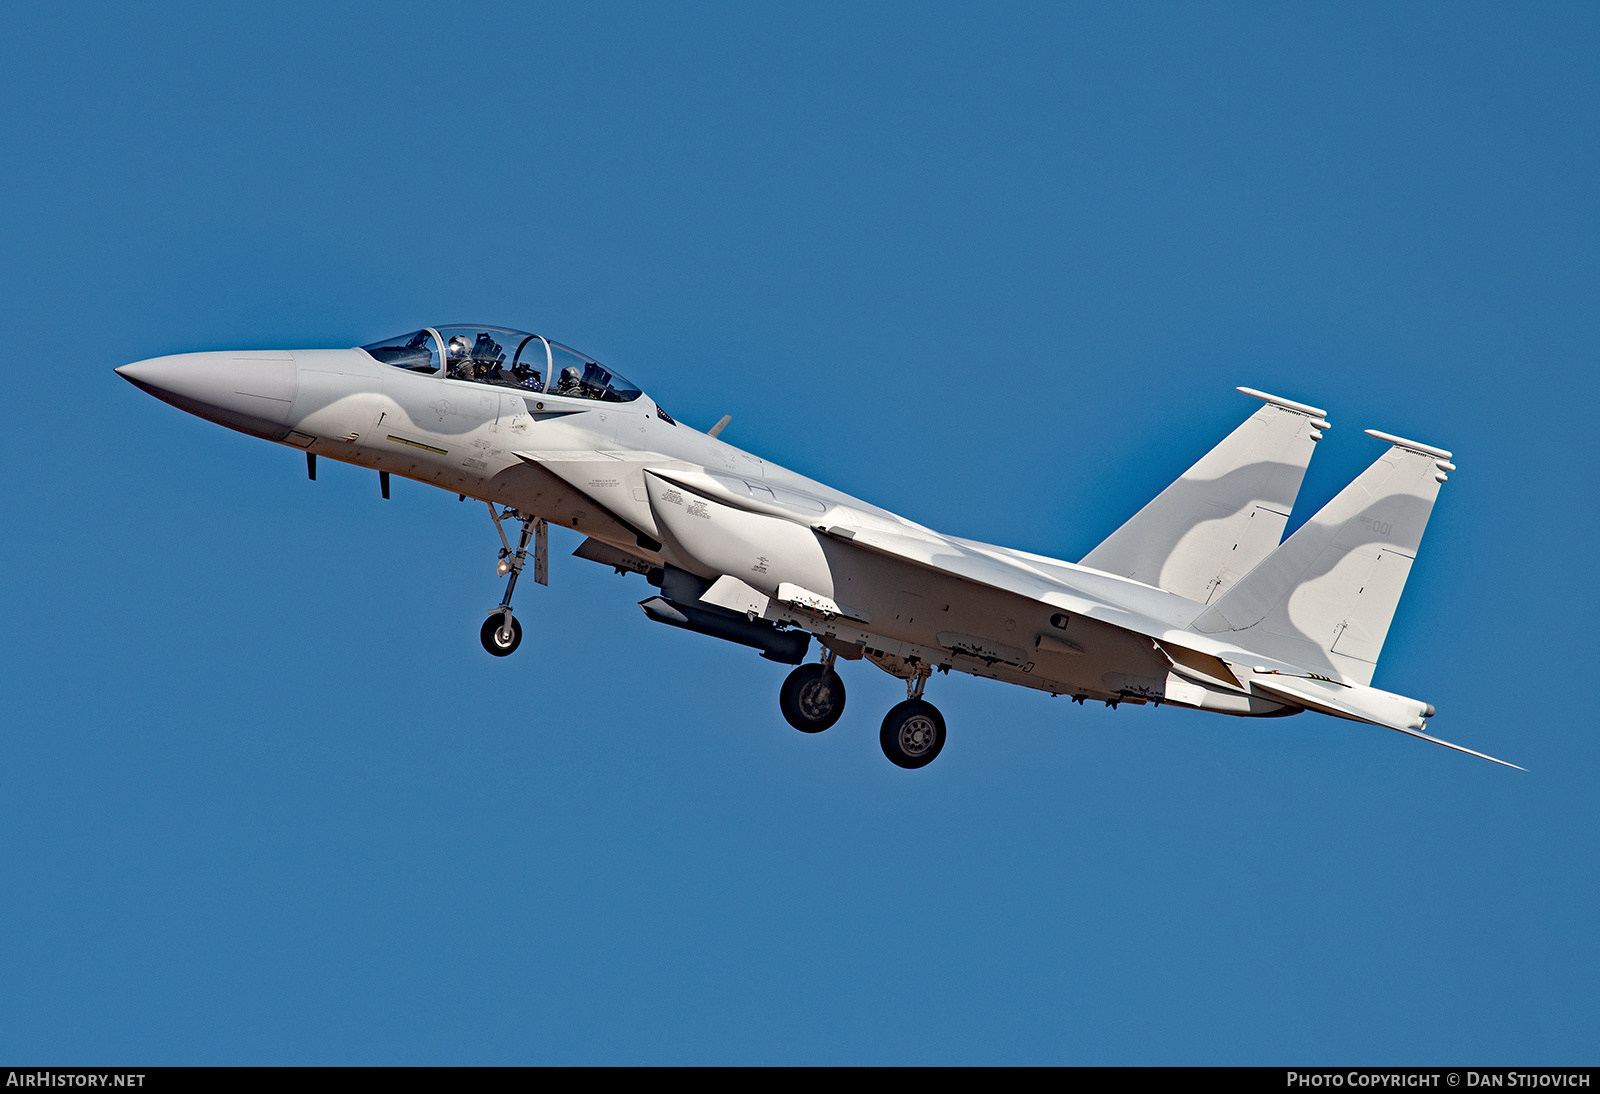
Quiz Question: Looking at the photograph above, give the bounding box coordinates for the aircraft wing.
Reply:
[644,466,1314,676]
[609,465,1517,768]
[820,520,1273,668]
[818,521,1519,764]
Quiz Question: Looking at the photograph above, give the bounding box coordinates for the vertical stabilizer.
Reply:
[1079,388,1328,603]
[1191,430,1455,686]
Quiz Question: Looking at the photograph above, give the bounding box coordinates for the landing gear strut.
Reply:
[779,649,846,732]
[879,669,945,768]
[479,502,546,657]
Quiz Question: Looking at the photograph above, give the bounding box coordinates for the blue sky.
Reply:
[2,1,1596,1064]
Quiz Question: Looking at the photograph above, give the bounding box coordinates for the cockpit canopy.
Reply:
[360,325,642,403]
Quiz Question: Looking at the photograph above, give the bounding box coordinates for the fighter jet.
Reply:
[116,324,1517,770]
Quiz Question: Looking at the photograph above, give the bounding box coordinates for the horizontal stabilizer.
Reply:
[1080,388,1328,604]
[1389,725,1525,770]
[1194,431,1455,685]
[1239,669,1522,769]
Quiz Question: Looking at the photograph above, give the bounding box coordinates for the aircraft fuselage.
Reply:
[117,333,1512,770]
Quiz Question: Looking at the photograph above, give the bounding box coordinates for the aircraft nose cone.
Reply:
[117,350,299,430]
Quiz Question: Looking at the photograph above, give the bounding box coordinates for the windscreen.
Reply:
[361,329,440,373]
[361,326,642,402]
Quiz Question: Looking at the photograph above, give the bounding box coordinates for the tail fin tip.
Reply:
[1365,428,1453,461]
[1237,387,1329,421]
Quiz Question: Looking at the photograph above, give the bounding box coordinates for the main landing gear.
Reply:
[778,655,946,768]
[879,670,945,769]
[779,650,847,732]
[479,502,546,657]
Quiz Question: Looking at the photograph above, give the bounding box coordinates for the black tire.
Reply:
[779,662,847,733]
[879,699,945,768]
[480,613,523,656]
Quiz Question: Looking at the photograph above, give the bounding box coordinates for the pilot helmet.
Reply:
[448,335,471,359]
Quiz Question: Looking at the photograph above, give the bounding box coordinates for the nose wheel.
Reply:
[481,612,523,656]
[478,502,545,658]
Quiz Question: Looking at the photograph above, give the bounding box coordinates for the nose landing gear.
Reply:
[481,613,523,656]
[479,502,546,657]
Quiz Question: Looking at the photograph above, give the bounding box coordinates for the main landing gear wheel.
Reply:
[880,699,946,768]
[480,613,523,656]
[779,662,847,733]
